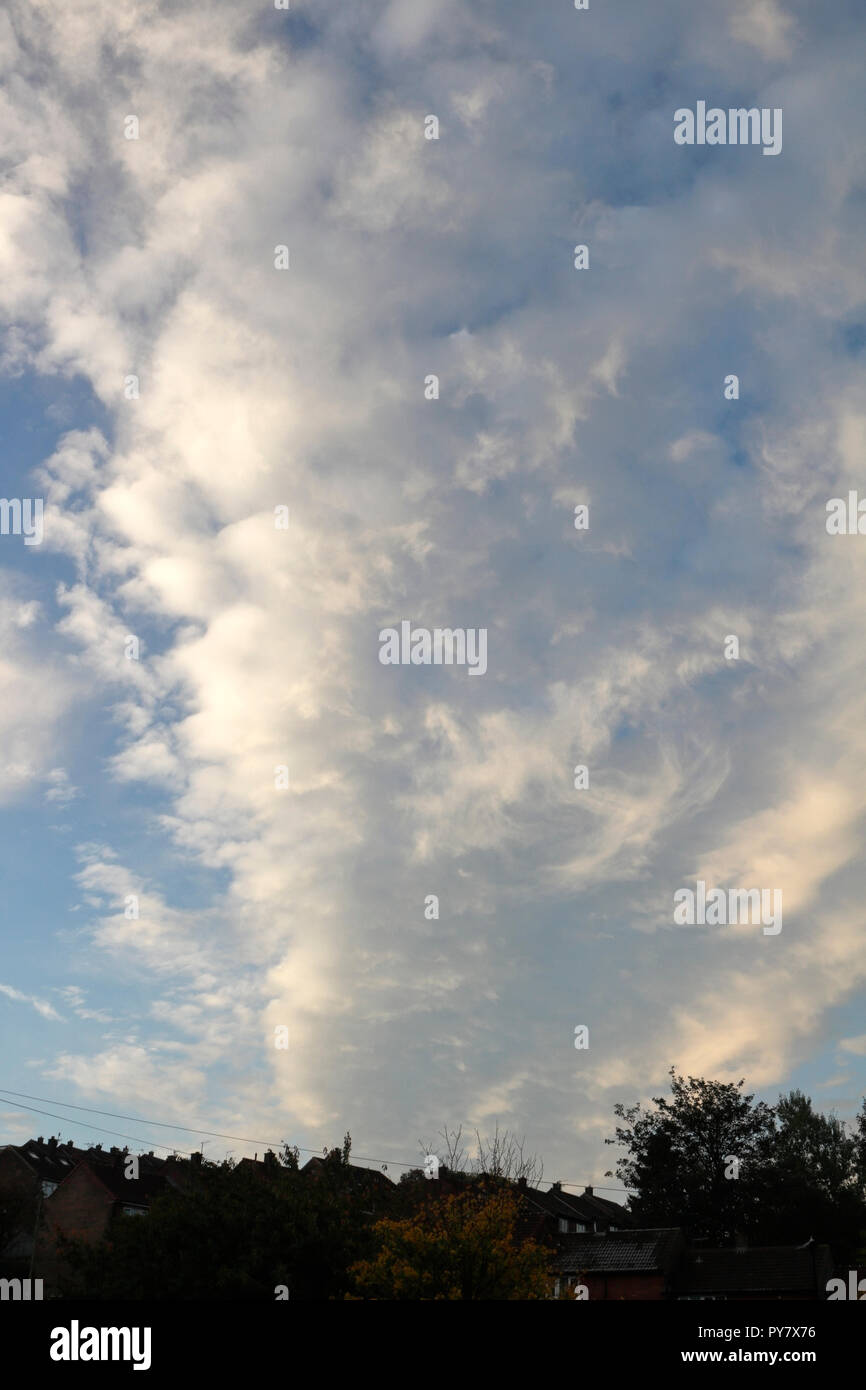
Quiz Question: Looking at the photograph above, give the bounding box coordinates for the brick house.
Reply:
[0,1136,89,1276]
[0,1136,84,1198]
[555,1228,685,1299]
[35,1146,193,1293]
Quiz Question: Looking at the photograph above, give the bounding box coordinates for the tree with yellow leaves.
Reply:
[349,1183,552,1300]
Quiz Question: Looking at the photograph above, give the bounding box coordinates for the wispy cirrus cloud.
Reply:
[0,983,63,1022]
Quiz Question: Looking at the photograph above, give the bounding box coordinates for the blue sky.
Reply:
[1,0,866,1192]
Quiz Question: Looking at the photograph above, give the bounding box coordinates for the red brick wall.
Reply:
[36,1164,116,1292]
[584,1272,667,1300]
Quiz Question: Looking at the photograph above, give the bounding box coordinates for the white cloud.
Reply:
[0,983,63,1021]
[2,0,866,1177]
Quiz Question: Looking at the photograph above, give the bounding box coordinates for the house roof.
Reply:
[1,1137,88,1185]
[32,1143,191,1207]
[518,1184,583,1221]
[578,1189,634,1226]
[81,1162,173,1207]
[518,1182,632,1228]
[301,1156,393,1190]
[557,1228,684,1274]
[677,1243,834,1295]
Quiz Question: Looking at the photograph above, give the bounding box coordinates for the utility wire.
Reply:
[0,1097,196,1157]
[0,1086,635,1193]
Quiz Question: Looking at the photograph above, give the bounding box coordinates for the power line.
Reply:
[0,1097,196,1156]
[0,1089,296,1151]
[0,1086,634,1193]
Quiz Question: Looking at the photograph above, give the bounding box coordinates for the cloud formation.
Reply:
[1,0,865,1178]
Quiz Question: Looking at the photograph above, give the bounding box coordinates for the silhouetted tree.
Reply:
[607,1069,866,1260]
[605,1067,776,1243]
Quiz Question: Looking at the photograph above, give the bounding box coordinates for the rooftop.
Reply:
[557,1228,684,1274]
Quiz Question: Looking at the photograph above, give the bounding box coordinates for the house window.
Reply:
[41,1180,58,1196]
[122,1205,147,1216]
[558,1218,568,1233]
[575,1222,588,1233]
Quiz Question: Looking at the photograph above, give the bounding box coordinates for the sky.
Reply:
[1,0,866,1196]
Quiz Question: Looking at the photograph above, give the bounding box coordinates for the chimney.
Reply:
[264,1149,277,1167]
[517,1176,527,1189]
[37,1136,44,1144]
[47,1137,58,1150]
[551,1181,562,1192]
[189,1152,202,1167]
[584,1185,593,1197]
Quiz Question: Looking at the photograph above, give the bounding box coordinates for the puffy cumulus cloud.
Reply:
[2,0,866,1178]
